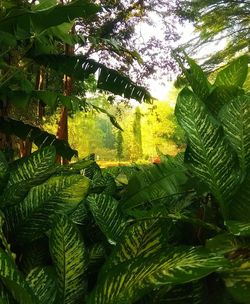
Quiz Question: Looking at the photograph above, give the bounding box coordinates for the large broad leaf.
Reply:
[214,56,248,88]
[0,250,38,304]
[103,220,167,271]
[87,194,127,245]
[5,174,90,242]
[0,117,77,160]
[26,267,58,304]
[185,57,211,100]
[88,246,228,304]
[122,158,187,210]
[49,213,87,304]
[34,55,152,103]
[2,146,56,206]
[175,88,239,217]
[229,170,250,221]
[0,0,99,36]
[219,95,250,174]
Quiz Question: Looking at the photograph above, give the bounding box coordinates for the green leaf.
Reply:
[34,55,152,103]
[9,90,31,109]
[0,117,77,160]
[225,221,250,237]
[19,239,50,275]
[105,220,166,269]
[87,194,127,245]
[2,146,56,206]
[88,247,228,304]
[206,86,244,117]
[56,159,94,174]
[89,243,106,270]
[122,156,187,210]
[214,56,248,88]
[222,261,250,304]
[175,88,239,216]
[185,57,211,100]
[26,267,58,304]
[0,281,17,304]
[33,90,58,110]
[219,95,250,174]
[50,213,88,304]
[229,170,250,221]
[0,250,38,304]
[5,174,90,242]
[0,0,100,36]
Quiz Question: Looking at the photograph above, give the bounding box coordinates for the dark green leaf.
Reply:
[219,95,250,174]
[88,247,228,304]
[88,194,127,245]
[2,146,56,206]
[26,267,58,304]
[5,175,90,242]
[50,214,87,304]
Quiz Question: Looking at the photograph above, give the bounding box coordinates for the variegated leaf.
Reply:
[222,261,250,304]
[175,88,239,216]
[185,57,211,100]
[50,214,87,304]
[122,160,187,210]
[103,220,166,271]
[0,250,38,304]
[88,247,228,304]
[26,267,58,304]
[225,221,250,237]
[5,175,90,242]
[206,86,244,117]
[88,194,127,245]
[219,95,250,173]
[2,146,56,206]
[214,55,248,88]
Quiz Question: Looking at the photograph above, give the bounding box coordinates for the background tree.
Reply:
[175,0,250,70]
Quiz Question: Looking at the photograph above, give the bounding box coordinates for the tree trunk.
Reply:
[56,43,74,165]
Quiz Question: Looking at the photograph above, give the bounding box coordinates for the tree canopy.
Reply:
[175,0,250,70]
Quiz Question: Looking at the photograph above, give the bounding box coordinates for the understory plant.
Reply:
[0,55,249,304]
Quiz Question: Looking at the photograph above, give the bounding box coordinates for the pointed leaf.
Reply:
[87,194,127,245]
[26,267,58,304]
[34,55,152,103]
[185,57,211,100]
[2,146,56,206]
[175,88,239,216]
[50,214,87,304]
[214,56,248,88]
[219,95,250,173]
[88,247,228,304]
[5,175,90,242]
